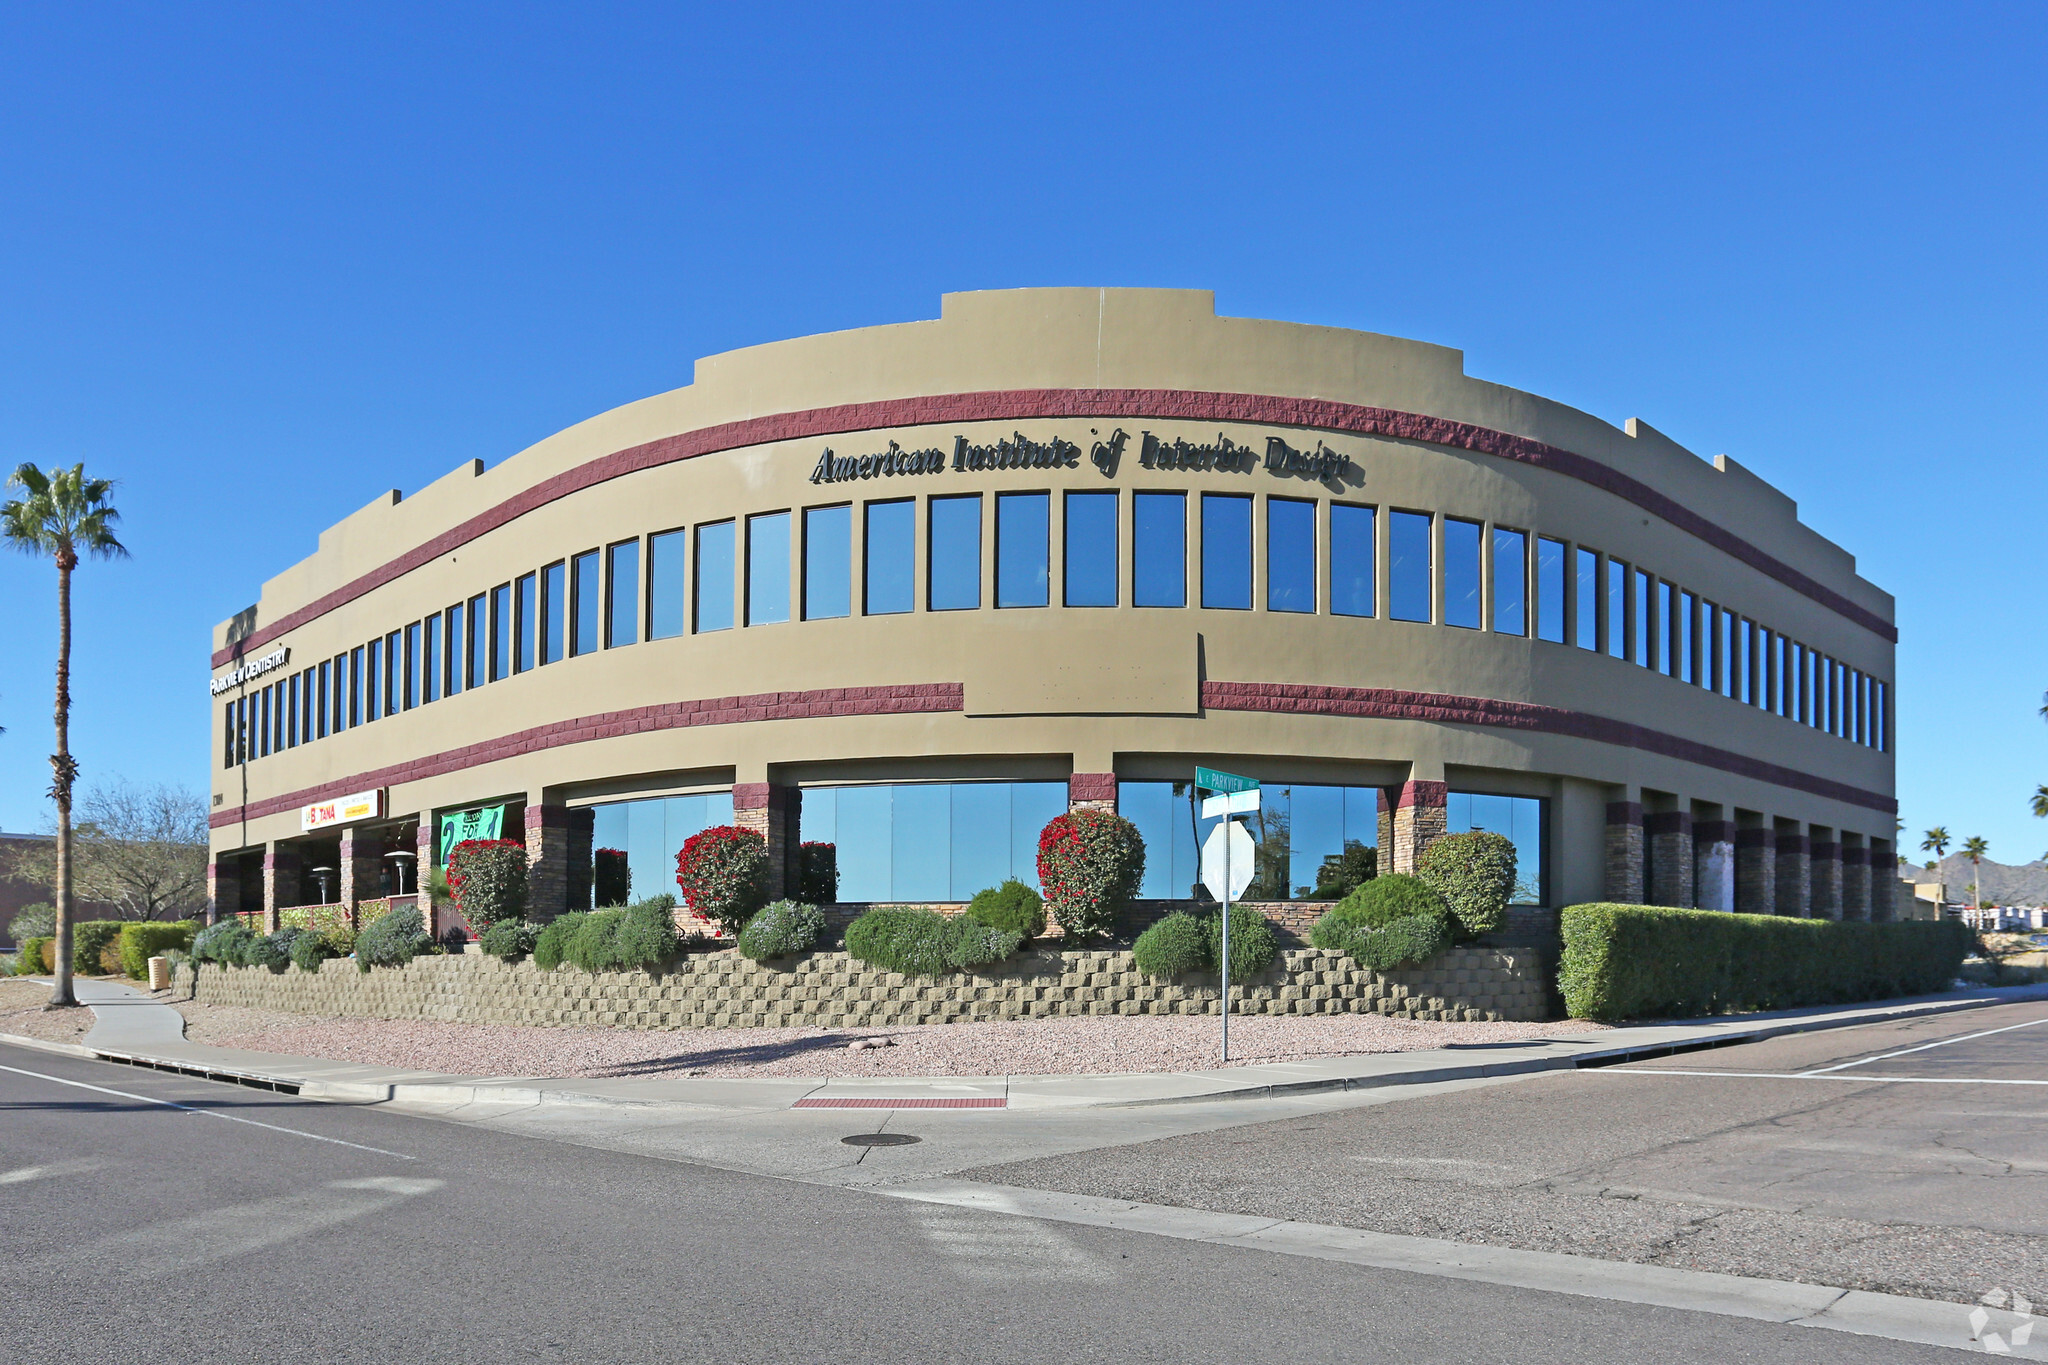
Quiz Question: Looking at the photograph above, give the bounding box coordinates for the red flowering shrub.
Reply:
[446,838,530,936]
[1036,810,1146,940]
[675,825,770,934]
[593,847,632,907]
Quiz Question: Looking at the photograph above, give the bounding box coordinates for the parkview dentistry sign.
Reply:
[209,645,290,696]
[807,428,1354,486]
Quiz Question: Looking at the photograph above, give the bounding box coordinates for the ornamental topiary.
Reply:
[844,907,1021,977]
[1036,809,1146,940]
[1415,831,1518,939]
[593,847,632,909]
[737,900,825,961]
[797,842,839,905]
[675,826,770,935]
[446,838,530,936]
[1310,841,1378,900]
[479,919,536,963]
[289,931,338,973]
[355,906,432,972]
[964,879,1046,941]
[1132,913,1209,978]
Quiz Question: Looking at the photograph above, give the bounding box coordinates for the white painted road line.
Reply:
[872,1180,2044,1358]
[0,1061,416,1159]
[1799,1014,2048,1076]
[1601,1068,2048,1086]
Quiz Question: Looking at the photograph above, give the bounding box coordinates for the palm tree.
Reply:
[2032,785,2048,820]
[2,464,127,1008]
[1960,835,1990,920]
[1921,827,1950,867]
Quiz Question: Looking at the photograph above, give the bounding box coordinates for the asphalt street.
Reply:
[0,1040,1966,1365]
[969,1000,2048,1308]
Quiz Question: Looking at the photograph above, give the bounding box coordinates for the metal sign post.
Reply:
[1197,769,1259,1063]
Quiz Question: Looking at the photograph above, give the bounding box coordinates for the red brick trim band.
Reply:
[1777,832,1810,853]
[1202,681,1897,816]
[1644,811,1693,837]
[1605,801,1644,827]
[210,684,963,830]
[1735,827,1773,848]
[1068,772,1118,802]
[213,388,1894,669]
[1396,779,1448,810]
[1694,820,1735,843]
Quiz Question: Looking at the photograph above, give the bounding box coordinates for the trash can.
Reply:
[147,955,170,991]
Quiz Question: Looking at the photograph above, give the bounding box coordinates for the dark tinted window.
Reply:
[1063,491,1117,607]
[1267,498,1314,613]
[1200,494,1251,610]
[1133,492,1185,608]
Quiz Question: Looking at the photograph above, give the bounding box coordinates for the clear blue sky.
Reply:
[2,3,2043,864]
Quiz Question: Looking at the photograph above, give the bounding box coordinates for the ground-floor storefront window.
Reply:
[590,791,734,904]
[1447,791,1544,904]
[798,781,1067,901]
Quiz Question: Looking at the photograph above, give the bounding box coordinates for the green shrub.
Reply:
[71,920,127,976]
[964,879,1045,941]
[1205,904,1278,979]
[737,900,824,961]
[356,906,432,972]
[1310,909,1452,971]
[560,898,678,973]
[1415,831,1517,939]
[1036,809,1146,940]
[289,932,338,973]
[8,903,54,943]
[674,826,770,934]
[14,936,53,976]
[1310,842,1377,900]
[192,920,254,964]
[118,922,197,980]
[446,838,530,935]
[479,920,536,963]
[844,907,1022,977]
[1331,874,1452,930]
[532,912,587,971]
[1559,904,1975,1021]
[797,842,839,904]
[1132,913,1209,977]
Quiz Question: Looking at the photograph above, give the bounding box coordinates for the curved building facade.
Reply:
[208,288,1897,929]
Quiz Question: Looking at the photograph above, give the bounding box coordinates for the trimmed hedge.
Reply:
[737,901,824,962]
[14,936,53,975]
[963,879,1045,941]
[118,922,197,980]
[1309,910,1451,971]
[1415,831,1516,939]
[1131,906,1278,980]
[1559,903,1976,1021]
[1330,874,1451,929]
[72,920,128,976]
[555,898,679,974]
[290,931,339,973]
[479,920,536,963]
[844,907,1020,977]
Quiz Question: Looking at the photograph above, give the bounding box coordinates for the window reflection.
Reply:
[695,521,734,632]
[1267,498,1315,614]
[799,781,1067,901]
[588,791,737,906]
[1330,504,1374,618]
[864,500,914,615]
[928,495,982,611]
[1536,538,1565,643]
[607,541,639,647]
[1575,548,1598,650]
[568,553,597,657]
[1133,492,1185,608]
[1443,518,1480,629]
[1064,491,1117,607]
[803,505,851,620]
[746,512,790,626]
[1390,511,1431,622]
[647,531,685,640]
[1122,781,1381,901]
[995,492,1048,608]
[1492,528,1525,635]
[1447,792,1543,904]
[1201,493,1251,610]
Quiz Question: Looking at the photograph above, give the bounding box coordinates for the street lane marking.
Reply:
[1798,1015,2048,1076]
[0,1062,415,1159]
[1600,1068,2048,1086]
[0,1159,103,1185]
[912,1209,1115,1283]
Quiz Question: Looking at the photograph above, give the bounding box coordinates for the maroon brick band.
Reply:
[210,683,963,830]
[1201,681,1896,816]
[1068,772,1118,802]
[213,388,1895,669]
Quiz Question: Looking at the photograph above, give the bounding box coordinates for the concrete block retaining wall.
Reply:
[174,944,1551,1028]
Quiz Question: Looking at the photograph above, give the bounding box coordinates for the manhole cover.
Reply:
[841,1133,922,1147]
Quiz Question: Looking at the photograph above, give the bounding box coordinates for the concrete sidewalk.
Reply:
[17,976,2048,1115]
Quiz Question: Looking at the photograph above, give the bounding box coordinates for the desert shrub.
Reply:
[1036,810,1146,940]
[192,920,254,965]
[737,900,824,961]
[964,879,1045,941]
[1415,831,1518,939]
[289,932,338,973]
[674,826,770,934]
[797,842,839,905]
[844,907,1021,977]
[15,936,53,976]
[239,932,290,970]
[1330,874,1452,930]
[1205,904,1278,979]
[355,906,432,972]
[71,920,127,976]
[533,912,587,971]
[1559,904,1975,1022]
[446,839,530,936]
[1132,913,1209,977]
[560,898,678,973]
[592,847,632,909]
[1310,909,1451,971]
[1310,842,1377,900]
[118,921,197,980]
[8,903,54,943]
[479,920,536,963]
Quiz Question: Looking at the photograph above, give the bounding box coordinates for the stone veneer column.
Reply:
[1868,838,1894,921]
[1693,820,1735,912]
[733,783,795,900]
[1388,781,1447,875]
[1775,829,1810,917]
[205,860,227,925]
[1840,840,1870,922]
[524,805,580,923]
[1376,789,1394,876]
[1646,810,1694,907]
[1735,827,1776,915]
[1068,772,1118,815]
[261,843,302,934]
[1809,836,1842,920]
[337,827,384,923]
[1604,802,1645,904]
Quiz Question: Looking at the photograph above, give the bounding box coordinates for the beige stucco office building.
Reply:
[208,288,1897,931]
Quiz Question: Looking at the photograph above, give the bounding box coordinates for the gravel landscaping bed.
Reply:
[0,979,96,1045]
[171,998,1605,1079]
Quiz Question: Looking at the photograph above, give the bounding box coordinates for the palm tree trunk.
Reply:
[50,557,75,1008]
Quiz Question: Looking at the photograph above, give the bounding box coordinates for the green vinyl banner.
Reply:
[438,805,505,862]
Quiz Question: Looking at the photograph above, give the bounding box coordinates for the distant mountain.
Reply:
[1896,854,2048,906]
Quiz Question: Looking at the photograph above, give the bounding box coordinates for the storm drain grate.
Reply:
[793,1096,1005,1109]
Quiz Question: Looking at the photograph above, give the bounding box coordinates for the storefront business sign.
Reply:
[301,788,383,833]
[438,805,506,860]
[807,428,1354,486]
[210,646,291,696]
